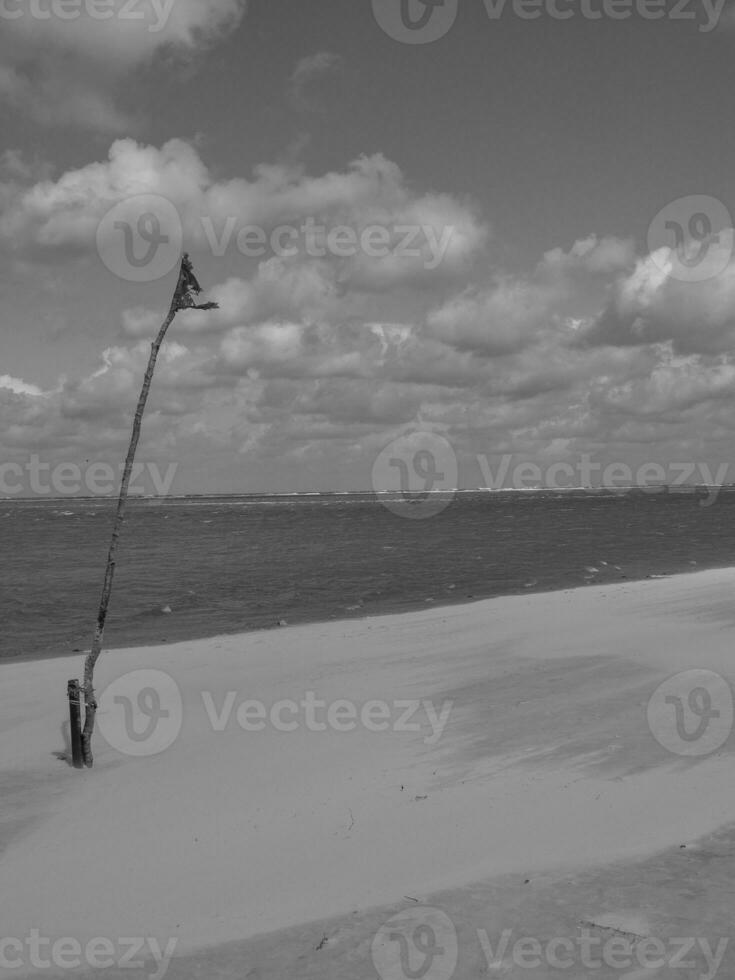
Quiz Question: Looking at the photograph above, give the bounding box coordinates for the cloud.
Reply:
[130,259,341,337]
[1,0,247,67]
[0,64,134,133]
[427,278,553,355]
[6,140,735,491]
[0,139,488,290]
[0,150,54,184]
[288,51,343,111]
[426,235,634,355]
[0,375,47,397]
[0,0,247,131]
[576,235,735,355]
[540,234,636,278]
[5,302,735,491]
[0,138,208,250]
[590,347,735,418]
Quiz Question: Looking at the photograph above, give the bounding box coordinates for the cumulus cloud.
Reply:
[427,278,552,355]
[131,259,341,337]
[0,139,208,250]
[589,346,735,418]
[288,51,343,111]
[2,0,246,65]
[5,139,735,491]
[426,235,634,355]
[0,338,226,469]
[0,139,488,291]
[0,63,136,133]
[0,375,47,397]
[577,235,735,355]
[0,0,247,131]
[539,234,636,279]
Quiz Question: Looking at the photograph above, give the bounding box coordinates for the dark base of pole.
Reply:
[67,680,84,770]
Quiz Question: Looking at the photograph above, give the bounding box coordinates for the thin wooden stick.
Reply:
[80,255,216,768]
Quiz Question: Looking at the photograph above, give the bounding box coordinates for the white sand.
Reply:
[2,568,735,977]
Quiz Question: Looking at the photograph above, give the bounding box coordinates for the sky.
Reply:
[3,0,735,496]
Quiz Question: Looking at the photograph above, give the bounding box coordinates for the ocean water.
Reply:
[1,489,734,663]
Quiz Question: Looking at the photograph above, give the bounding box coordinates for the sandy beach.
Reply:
[2,568,735,979]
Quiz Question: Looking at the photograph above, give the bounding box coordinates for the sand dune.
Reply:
[2,568,735,978]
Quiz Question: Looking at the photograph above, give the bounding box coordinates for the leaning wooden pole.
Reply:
[80,255,217,768]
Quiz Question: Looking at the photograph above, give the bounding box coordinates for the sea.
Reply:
[2,488,735,663]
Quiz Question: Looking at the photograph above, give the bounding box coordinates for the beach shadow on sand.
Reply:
[24,823,735,980]
[0,722,84,862]
[52,718,74,767]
